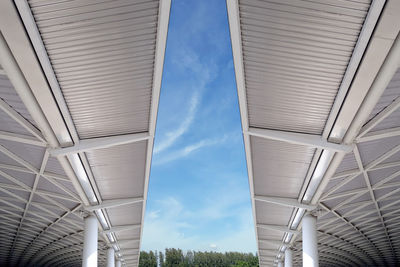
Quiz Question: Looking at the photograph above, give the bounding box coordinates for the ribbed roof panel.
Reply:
[29,0,159,139]
[239,0,369,134]
[251,136,315,198]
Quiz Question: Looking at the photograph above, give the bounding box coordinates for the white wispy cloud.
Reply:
[154,92,200,154]
[142,191,256,252]
[154,39,218,156]
[142,197,202,251]
[153,135,229,165]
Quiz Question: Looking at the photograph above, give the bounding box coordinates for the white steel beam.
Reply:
[246,127,353,153]
[358,97,400,138]
[318,230,373,265]
[354,145,396,257]
[109,239,140,247]
[254,195,316,210]
[365,144,400,170]
[20,204,82,261]
[323,144,400,200]
[0,94,45,143]
[259,239,289,247]
[30,231,84,265]
[257,223,298,234]
[85,197,144,212]
[0,130,46,146]
[121,255,138,261]
[0,170,79,202]
[332,160,400,180]
[226,2,262,267]
[0,144,38,173]
[136,0,171,261]
[0,144,80,202]
[102,224,141,235]
[49,132,150,156]
[357,126,400,143]
[0,163,70,182]
[319,203,384,263]
[8,151,49,255]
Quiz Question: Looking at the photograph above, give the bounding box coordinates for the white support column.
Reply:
[285,248,293,267]
[83,215,98,267]
[302,214,318,267]
[107,248,115,267]
[115,260,121,267]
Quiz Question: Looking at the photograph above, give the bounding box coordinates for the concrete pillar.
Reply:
[302,213,318,267]
[285,248,293,267]
[83,215,98,267]
[107,247,115,267]
[115,260,121,267]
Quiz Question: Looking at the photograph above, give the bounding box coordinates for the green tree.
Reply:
[139,249,259,267]
[165,248,184,266]
[139,251,157,267]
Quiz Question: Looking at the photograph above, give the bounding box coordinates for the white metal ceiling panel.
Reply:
[240,0,369,134]
[85,141,147,200]
[251,137,315,198]
[29,0,159,139]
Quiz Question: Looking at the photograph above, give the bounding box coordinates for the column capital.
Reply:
[285,245,294,251]
[306,206,323,217]
[81,210,95,219]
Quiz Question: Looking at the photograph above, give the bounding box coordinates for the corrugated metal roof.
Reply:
[0,75,37,127]
[240,0,368,135]
[29,0,159,139]
[85,141,147,200]
[251,136,315,198]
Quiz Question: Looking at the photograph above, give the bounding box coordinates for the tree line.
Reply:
[139,249,259,266]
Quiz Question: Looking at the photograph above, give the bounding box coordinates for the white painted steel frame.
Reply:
[226,2,265,266]
[0,88,87,266]
[49,132,151,157]
[246,128,353,153]
[227,0,400,266]
[0,0,171,266]
[293,39,400,264]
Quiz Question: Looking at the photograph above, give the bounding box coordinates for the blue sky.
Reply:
[141,0,257,253]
